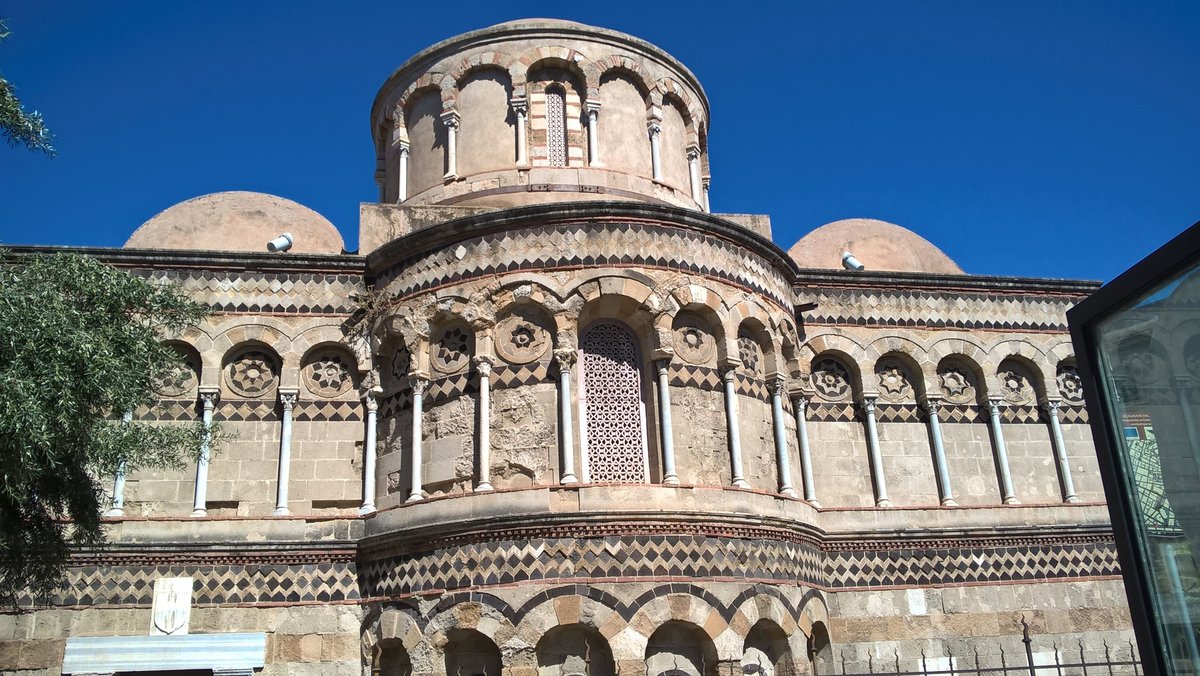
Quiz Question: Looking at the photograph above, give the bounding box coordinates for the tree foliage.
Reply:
[0,251,217,604]
[0,19,54,155]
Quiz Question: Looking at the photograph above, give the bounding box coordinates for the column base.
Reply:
[941,497,959,507]
[357,504,377,516]
[1003,496,1021,505]
[1064,495,1080,503]
[560,474,579,485]
[732,478,751,489]
[190,508,207,517]
[780,487,798,498]
[272,506,290,516]
[103,508,124,518]
[405,492,424,503]
[876,498,893,508]
[806,498,822,508]
[663,474,680,485]
[475,482,494,492]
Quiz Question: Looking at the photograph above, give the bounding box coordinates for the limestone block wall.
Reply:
[876,420,939,507]
[809,421,872,508]
[490,381,559,488]
[828,580,1134,672]
[940,422,1004,506]
[670,386,729,486]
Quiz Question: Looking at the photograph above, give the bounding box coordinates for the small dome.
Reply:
[125,191,344,254]
[787,218,963,274]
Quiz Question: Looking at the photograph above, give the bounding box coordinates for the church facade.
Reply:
[4,19,1133,676]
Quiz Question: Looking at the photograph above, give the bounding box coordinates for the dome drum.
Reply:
[372,20,710,211]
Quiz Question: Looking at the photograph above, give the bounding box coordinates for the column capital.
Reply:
[363,389,380,412]
[650,348,675,364]
[647,120,662,136]
[719,361,741,382]
[510,95,528,112]
[440,110,461,129]
[198,387,220,406]
[473,354,495,377]
[987,397,1004,413]
[409,375,430,396]
[920,395,943,414]
[396,141,410,154]
[553,348,577,370]
[860,394,878,413]
[686,145,701,161]
[278,388,299,410]
[768,374,787,395]
[1041,397,1063,414]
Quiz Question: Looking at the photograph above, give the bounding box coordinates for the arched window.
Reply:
[580,322,647,482]
[545,85,568,167]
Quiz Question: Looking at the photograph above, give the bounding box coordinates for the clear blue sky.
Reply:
[2,1,1198,282]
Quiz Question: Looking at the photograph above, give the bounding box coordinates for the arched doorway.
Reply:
[579,321,648,483]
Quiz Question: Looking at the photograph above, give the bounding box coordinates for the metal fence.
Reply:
[821,619,1141,676]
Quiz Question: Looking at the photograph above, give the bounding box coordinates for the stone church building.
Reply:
[4,18,1133,676]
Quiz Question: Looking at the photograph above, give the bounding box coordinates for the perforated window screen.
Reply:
[581,322,646,482]
[546,88,567,167]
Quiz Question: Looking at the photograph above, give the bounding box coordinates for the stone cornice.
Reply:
[3,244,366,276]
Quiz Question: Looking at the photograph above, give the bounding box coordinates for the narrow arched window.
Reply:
[580,321,647,482]
[545,85,568,167]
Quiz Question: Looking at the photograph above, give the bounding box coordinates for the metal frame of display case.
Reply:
[1068,219,1200,676]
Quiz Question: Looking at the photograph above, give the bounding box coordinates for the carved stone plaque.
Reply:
[150,576,194,636]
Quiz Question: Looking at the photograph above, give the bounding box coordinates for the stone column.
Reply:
[475,356,495,492]
[923,397,957,506]
[406,376,429,503]
[396,143,410,202]
[986,398,1020,504]
[441,111,460,181]
[791,394,819,506]
[655,359,679,485]
[862,395,891,507]
[273,388,299,516]
[702,176,711,213]
[359,389,380,515]
[722,366,751,489]
[648,120,663,181]
[687,146,703,205]
[512,97,528,166]
[770,376,797,497]
[105,411,133,518]
[192,388,219,517]
[1043,399,1079,503]
[586,101,601,166]
[555,349,579,484]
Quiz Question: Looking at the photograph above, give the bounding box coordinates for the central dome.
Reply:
[369,19,711,211]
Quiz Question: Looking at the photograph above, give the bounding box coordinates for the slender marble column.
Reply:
[442,111,460,181]
[648,121,663,181]
[862,396,891,507]
[987,398,1020,504]
[359,390,380,514]
[586,102,601,166]
[722,367,751,489]
[655,360,679,485]
[770,377,797,497]
[1043,399,1079,503]
[791,395,819,506]
[192,388,219,517]
[687,146,703,205]
[406,377,429,503]
[396,143,410,202]
[513,98,528,166]
[555,349,579,484]
[273,389,299,516]
[923,398,957,506]
[702,176,711,213]
[106,411,133,517]
[475,356,495,492]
